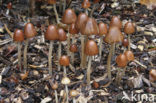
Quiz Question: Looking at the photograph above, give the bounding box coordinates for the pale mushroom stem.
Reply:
[112,42,115,57]
[99,36,103,59]
[85,9,88,15]
[90,4,96,17]
[67,28,71,56]
[17,42,22,71]
[63,0,66,13]
[65,84,69,103]
[53,4,60,24]
[80,35,85,68]
[71,52,74,64]
[73,98,76,103]
[128,35,130,51]
[48,41,54,75]
[58,42,62,71]
[87,56,92,85]
[24,39,29,71]
[54,90,58,103]
[63,66,67,77]
[107,43,115,81]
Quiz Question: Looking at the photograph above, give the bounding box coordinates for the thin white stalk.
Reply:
[133,59,147,69]
[17,42,22,71]
[71,52,74,64]
[63,66,67,77]
[48,41,54,75]
[24,39,29,70]
[54,90,58,103]
[73,98,76,103]
[67,29,71,56]
[63,0,66,14]
[58,42,62,71]
[65,85,69,103]
[80,35,85,68]
[53,4,60,24]
[128,35,130,51]
[87,56,92,85]
[99,37,103,59]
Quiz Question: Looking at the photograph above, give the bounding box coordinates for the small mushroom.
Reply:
[122,38,129,47]
[13,29,24,71]
[110,16,122,29]
[82,0,91,15]
[6,2,12,15]
[149,69,156,82]
[61,77,71,103]
[69,23,79,44]
[69,44,78,64]
[69,90,79,103]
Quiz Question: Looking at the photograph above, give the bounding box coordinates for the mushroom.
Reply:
[98,22,107,59]
[69,44,78,64]
[69,90,79,103]
[59,55,70,76]
[115,53,127,85]
[13,29,24,71]
[90,0,100,16]
[82,0,91,15]
[124,21,135,51]
[44,25,59,75]
[104,26,123,81]
[61,77,71,103]
[24,23,37,70]
[85,40,98,85]
[47,0,60,23]
[6,2,12,15]
[122,38,129,47]
[110,16,122,29]
[62,8,77,56]
[149,69,156,82]
[58,28,67,71]
[69,23,79,44]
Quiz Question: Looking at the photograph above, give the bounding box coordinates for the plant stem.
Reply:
[24,39,28,71]
[58,42,62,71]
[71,52,74,64]
[107,43,115,81]
[63,66,67,77]
[99,36,103,59]
[54,90,58,103]
[63,0,66,14]
[53,4,60,24]
[87,56,92,85]
[85,9,88,15]
[17,42,22,71]
[65,84,69,103]
[48,41,53,75]
[67,28,71,56]
[90,4,96,17]
[80,35,85,68]
[128,34,130,51]
[73,98,76,103]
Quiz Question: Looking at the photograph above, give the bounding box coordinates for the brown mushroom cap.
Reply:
[51,81,58,90]
[45,25,59,40]
[124,21,135,34]
[98,22,108,36]
[149,69,156,82]
[93,0,100,3]
[122,38,129,47]
[80,18,99,35]
[62,9,77,25]
[47,0,56,4]
[7,2,12,9]
[69,23,79,34]
[24,23,37,38]
[59,55,70,66]
[104,26,124,44]
[82,0,91,9]
[124,50,134,62]
[110,16,122,29]
[58,28,67,41]
[70,90,79,97]
[13,29,24,42]
[85,40,98,56]
[70,44,78,53]
[76,13,88,30]
[116,54,127,67]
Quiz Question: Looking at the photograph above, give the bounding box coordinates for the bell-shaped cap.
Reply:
[70,44,78,53]
[85,40,98,56]
[93,0,100,3]
[51,81,58,90]
[104,26,123,44]
[61,77,71,85]
[47,0,56,4]
[70,90,79,97]
[110,16,122,29]
[149,69,156,82]
[82,0,91,9]
[7,2,12,9]
[80,18,99,35]
[62,9,77,25]
[69,23,79,34]
[76,13,88,30]
[122,38,129,47]
[59,55,70,66]
[124,21,135,34]
[13,29,24,42]
[58,28,67,41]
[45,25,59,40]
[24,23,37,38]
[124,50,134,62]
[116,54,127,67]
[98,22,107,36]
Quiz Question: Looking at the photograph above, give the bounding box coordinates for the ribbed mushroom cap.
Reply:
[61,77,71,85]
[104,26,123,44]
[116,54,127,67]
[62,9,77,25]
[51,81,58,90]
[82,0,91,9]
[7,2,12,9]
[149,69,156,82]
[98,22,107,36]
[47,0,56,4]
[76,13,88,30]
[70,44,78,53]
[93,0,100,3]
[124,21,135,34]
[85,40,98,56]
[69,23,79,34]
[13,29,24,42]
[45,25,59,40]
[59,55,70,66]
[80,18,99,35]
[110,16,122,29]
[58,28,67,41]
[70,90,79,97]
[124,50,134,62]
[122,38,129,47]
[24,23,37,38]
